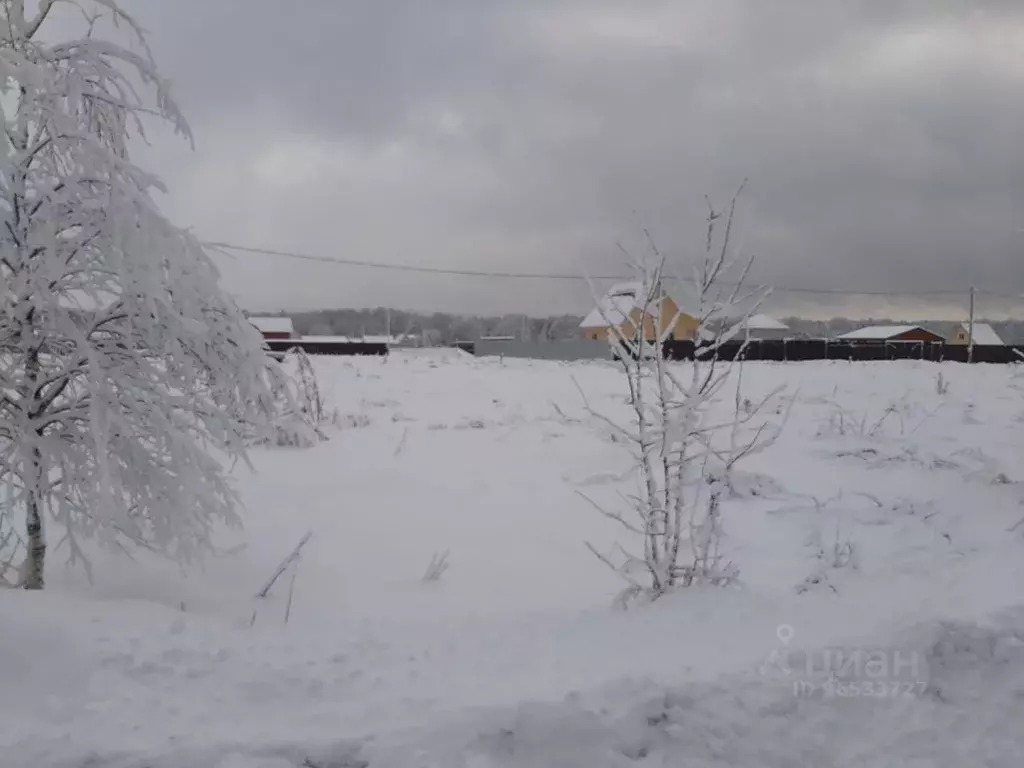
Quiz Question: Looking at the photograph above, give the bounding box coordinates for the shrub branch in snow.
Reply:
[256,531,313,599]
[0,1,283,589]
[579,187,786,602]
[261,347,337,448]
[290,346,327,425]
[422,549,451,583]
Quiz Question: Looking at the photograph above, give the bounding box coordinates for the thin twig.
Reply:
[256,531,312,598]
[284,563,299,624]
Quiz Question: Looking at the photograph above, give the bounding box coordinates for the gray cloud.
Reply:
[102,0,1024,316]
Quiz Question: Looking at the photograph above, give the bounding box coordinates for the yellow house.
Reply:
[579,282,700,342]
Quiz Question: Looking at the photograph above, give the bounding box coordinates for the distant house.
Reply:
[836,325,945,344]
[948,322,1004,346]
[579,281,699,342]
[250,316,295,341]
[733,313,789,341]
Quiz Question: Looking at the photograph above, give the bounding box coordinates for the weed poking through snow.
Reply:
[422,550,451,583]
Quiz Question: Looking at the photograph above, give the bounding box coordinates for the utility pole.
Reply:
[968,285,976,364]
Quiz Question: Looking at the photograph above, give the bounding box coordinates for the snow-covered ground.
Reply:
[4,351,1024,766]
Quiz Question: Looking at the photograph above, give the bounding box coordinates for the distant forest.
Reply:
[269,308,1024,345]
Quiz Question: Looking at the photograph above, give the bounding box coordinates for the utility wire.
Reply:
[206,240,1019,299]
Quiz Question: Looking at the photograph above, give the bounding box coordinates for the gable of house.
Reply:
[951,322,1003,346]
[579,282,645,330]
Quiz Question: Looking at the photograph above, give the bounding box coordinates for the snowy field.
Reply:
[4,350,1024,766]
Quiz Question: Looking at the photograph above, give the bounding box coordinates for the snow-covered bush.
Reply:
[260,362,320,449]
[580,189,785,603]
[290,347,327,425]
[256,347,351,448]
[265,409,320,449]
[0,2,280,588]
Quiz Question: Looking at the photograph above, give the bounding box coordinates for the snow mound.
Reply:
[36,613,1024,767]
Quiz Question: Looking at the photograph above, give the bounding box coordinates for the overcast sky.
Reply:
[91,1,1024,317]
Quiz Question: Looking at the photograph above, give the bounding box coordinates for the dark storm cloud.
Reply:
[105,0,1024,314]
[133,0,540,140]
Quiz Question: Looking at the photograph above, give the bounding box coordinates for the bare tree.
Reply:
[579,188,786,603]
[0,1,281,588]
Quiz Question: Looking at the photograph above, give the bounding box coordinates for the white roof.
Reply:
[837,325,926,341]
[579,281,696,329]
[744,313,788,331]
[579,282,644,329]
[249,316,294,334]
[961,322,1004,345]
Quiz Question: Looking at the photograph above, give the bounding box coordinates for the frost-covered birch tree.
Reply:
[0,0,280,589]
[580,188,786,603]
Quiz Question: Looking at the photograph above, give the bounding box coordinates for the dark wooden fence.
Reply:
[265,337,1022,363]
[661,339,1024,364]
[265,339,389,357]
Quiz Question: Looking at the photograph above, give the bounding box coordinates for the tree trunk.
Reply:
[22,331,46,590]
[23,490,45,590]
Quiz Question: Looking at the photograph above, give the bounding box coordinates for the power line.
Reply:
[206,242,627,281]
[205,240,1020,299]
